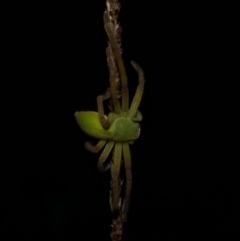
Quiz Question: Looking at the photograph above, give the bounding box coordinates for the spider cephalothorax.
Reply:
[74,0,145,224]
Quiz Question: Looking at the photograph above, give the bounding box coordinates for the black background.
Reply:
[1,1,238,240]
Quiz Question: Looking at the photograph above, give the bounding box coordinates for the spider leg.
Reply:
[132,110,143,122]
[111,142,122,216]
[97,140,115,172]
[104,12,129,112]
[85,140,107,153]
[128,61,145,119]
[106,46,121,114]
[122,142,132,222]
[97,89,115,128]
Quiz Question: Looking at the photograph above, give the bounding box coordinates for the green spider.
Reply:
[74,11,145,221]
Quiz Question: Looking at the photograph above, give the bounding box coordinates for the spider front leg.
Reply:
[129,61,145,119]
[106,46,121,114]
[133,111,143,122]
[104,12,129,112]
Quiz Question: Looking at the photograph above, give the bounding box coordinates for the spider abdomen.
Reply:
[74,111,114,139]
[112,117,140,142]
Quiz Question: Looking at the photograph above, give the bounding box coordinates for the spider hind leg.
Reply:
[84,140,106,153]
[97,140,115,172]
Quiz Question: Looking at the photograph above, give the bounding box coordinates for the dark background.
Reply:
[1,1,238,240]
